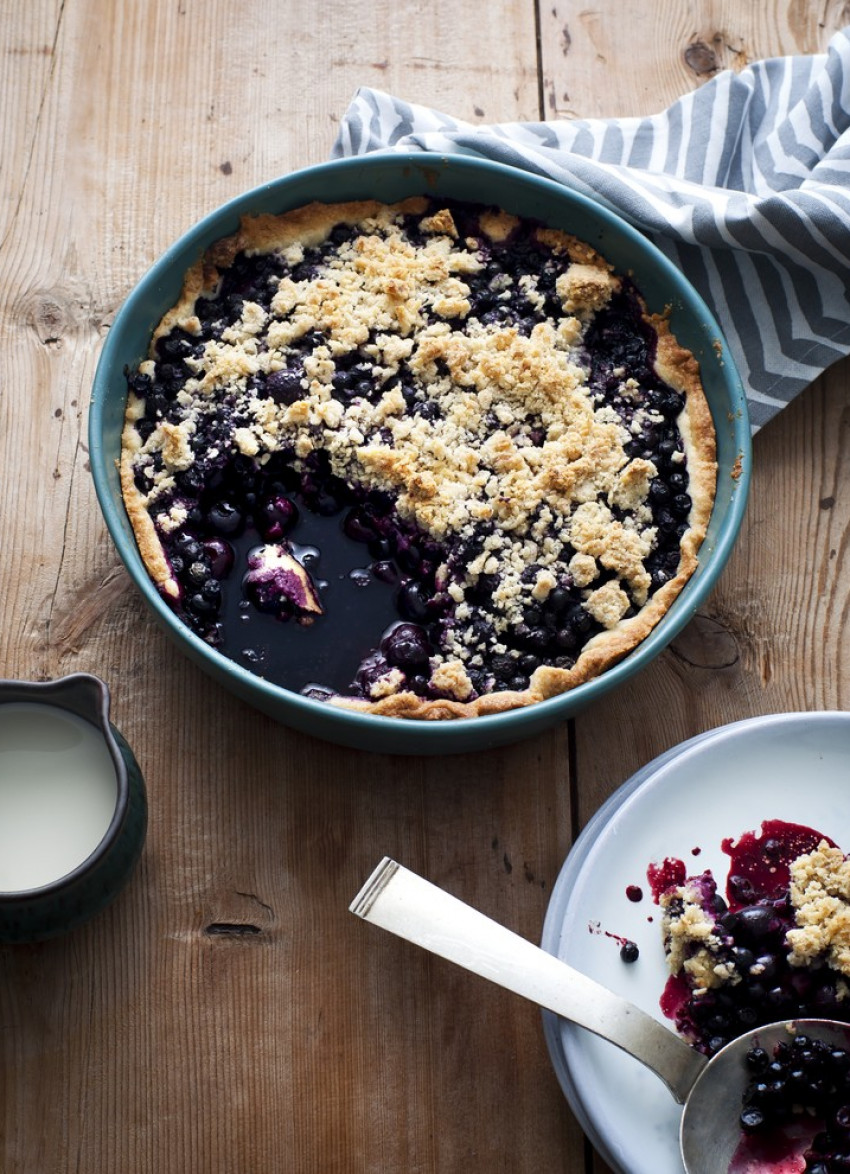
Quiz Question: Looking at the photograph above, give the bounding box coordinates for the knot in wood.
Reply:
[683,40,719,76]
[29,292,68,346]
[670,613,739,670]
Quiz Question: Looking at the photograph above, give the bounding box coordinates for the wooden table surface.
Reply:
[2,4,848,1172]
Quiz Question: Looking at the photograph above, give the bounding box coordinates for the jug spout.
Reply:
[0,671,112,731]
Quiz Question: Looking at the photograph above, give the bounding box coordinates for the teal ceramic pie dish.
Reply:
[88,154,750,755]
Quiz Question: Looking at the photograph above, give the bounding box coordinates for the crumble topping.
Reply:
[662,842,850,986]
[120,196,716,717]
[787,841,850,972]
[660,880,734,993]
[651,823,850,1059]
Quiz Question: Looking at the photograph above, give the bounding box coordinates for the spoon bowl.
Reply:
[351,857,850,1174]
[681,1018,850,1173]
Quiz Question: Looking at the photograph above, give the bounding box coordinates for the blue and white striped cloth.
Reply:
[333,29,850,431]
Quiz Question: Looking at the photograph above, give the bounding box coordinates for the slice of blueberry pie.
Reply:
[120,196,717,718]
[654,821,850,1058]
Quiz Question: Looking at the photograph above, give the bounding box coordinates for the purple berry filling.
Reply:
[655,822,849,1060]
[126,198,700,705]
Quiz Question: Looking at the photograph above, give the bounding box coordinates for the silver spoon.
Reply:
[351,856,850,1174]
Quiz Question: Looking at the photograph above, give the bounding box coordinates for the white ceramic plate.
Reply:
[541,712,850,1174]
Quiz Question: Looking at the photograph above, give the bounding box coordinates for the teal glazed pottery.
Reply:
[0,673,147,944]
[89,155,751,754]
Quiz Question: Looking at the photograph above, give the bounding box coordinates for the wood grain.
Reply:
[539,1,844,119]
[2,3,849,1173]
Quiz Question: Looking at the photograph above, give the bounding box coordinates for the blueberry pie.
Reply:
[653,821,850,1058]
[120,196,717,717]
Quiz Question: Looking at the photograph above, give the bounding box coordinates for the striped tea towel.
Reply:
[333,29,850,430]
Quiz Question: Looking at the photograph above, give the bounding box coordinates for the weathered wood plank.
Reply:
[0,2,584,1173]
[539,2,841,119]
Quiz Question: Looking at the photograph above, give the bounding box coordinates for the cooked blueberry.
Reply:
[207,501,244,535]
[730,946,755,973]
[751,953,778,980]
[188,592,219,616]
[413,399,441,422]
[372,560,398,584]
[265,368,304,404]
[157,332,194,361]
[296,328,323,351]
[203,538,235,578]
[397,581,431,623]
[176,466,205,495]
[187,560,210,585]
[528,628,552,653]
[670,493,692,519]
[367,536,392,560]
[343,508,379,544]
[735,905,774,939]
[127,370,153,396]
[382,623,431,670]
[259,495,299,540]
[555,627,577,650]
[173,533,203,562]
[728,875,757,905]
[655,508,678,535]
[353,652,392,695]
[835,1105,850,1130]
[332,367,372,399]
[394,541,421,574]
[547,586,570,614]
[567,605,593,635]
[654,389,683,418]
[619,941,639,963]
[746,1047,770,1072]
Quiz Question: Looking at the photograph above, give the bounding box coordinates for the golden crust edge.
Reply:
[119,423,179,599]
[121,201,719,722]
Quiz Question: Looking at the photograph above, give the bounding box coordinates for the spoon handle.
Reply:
[351,857,706,1104]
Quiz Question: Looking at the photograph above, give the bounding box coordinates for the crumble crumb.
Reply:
[787,841,850,974]
[660,881,730,992]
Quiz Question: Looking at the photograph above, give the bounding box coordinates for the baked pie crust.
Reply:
[120,196,717,719]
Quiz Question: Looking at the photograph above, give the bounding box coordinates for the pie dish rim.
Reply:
[89,152,751,754]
